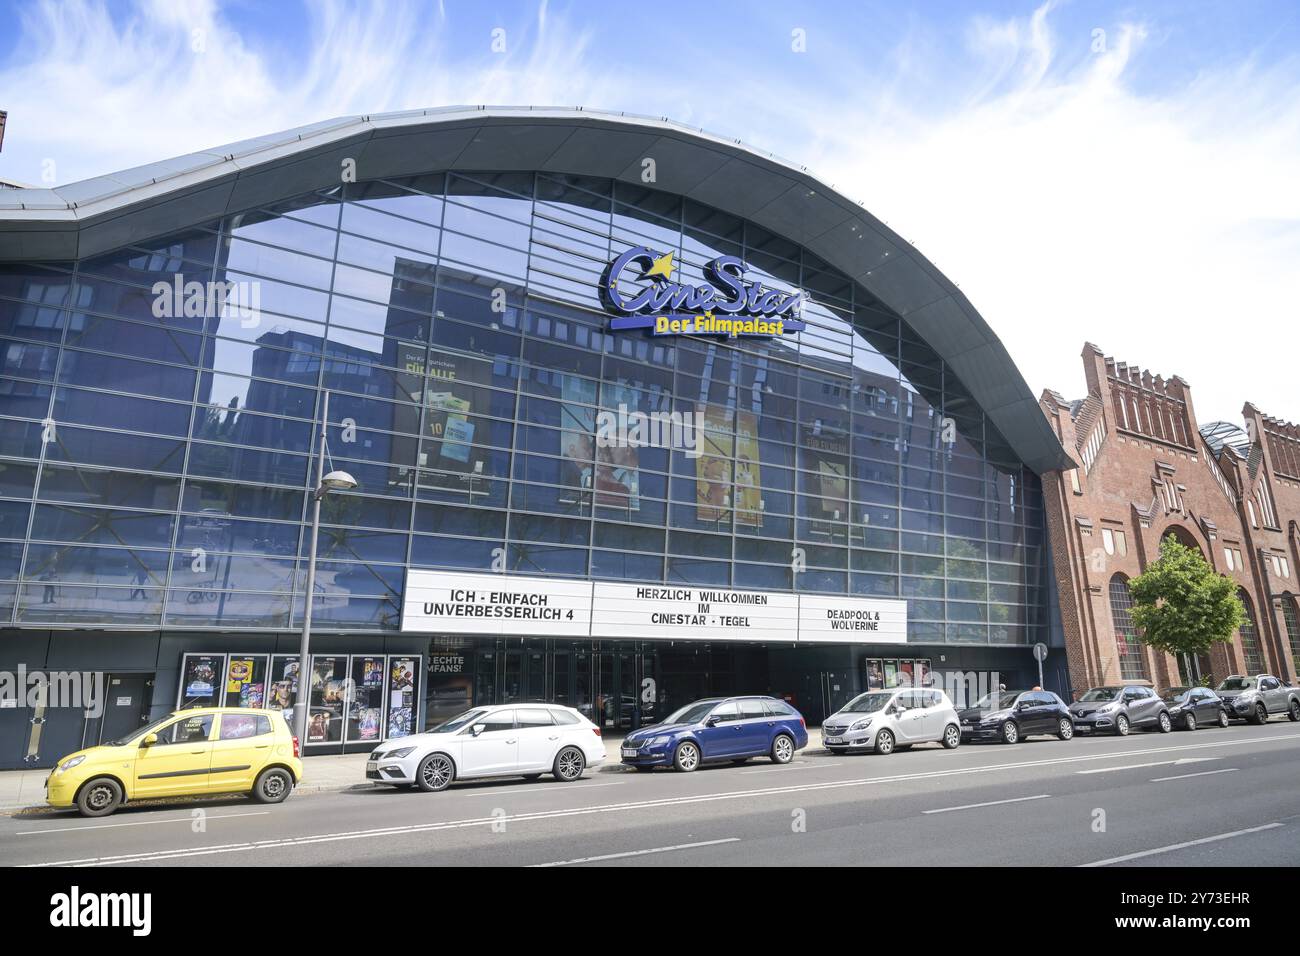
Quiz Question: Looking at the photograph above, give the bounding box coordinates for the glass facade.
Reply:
[0,170,1048,643]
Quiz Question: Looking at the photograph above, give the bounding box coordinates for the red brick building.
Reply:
[1041,343,1300,694]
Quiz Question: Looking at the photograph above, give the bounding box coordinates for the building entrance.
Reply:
[429,638,771,734]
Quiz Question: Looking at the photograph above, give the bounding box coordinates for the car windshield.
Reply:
[108,713,179,746]
[1080,688,1121,702]
[972,692,1021,710]
[1160,687,1190,702]
[1217,677,1255,691]
[429,709,489,734]
[841,692,895,714]
[663,701,720,725]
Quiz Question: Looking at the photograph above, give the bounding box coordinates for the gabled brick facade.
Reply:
[1041,343,1300,695]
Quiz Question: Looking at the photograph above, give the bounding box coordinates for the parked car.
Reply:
[1158,686,1230,730]
[1215,675,1300,724]
[46,707,302,818]
[959,689,1075,744]
[1069,684,1172,736]
[619,696,807,772]
[823,688,961,755]
[367,704,604,792]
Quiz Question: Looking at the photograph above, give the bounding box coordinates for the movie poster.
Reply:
[181,654,222,707]
[560,376,597,498]
[307,655,349,744]
[734,410,762,527]
[387,657,417,739]
[347,656,388,743]
[801,422,849,522]
[594,382,640,510]
[267,656,300,724]
[696,404,734,522]
[222,656,268,708]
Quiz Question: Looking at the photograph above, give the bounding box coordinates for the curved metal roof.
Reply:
[0,105,1072,473]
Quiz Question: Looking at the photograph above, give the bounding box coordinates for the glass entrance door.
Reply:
[598,648,639,734]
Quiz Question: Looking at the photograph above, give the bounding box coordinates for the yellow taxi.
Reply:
[46,707,304,817]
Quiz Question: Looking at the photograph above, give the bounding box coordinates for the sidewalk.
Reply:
[0,728,824,813]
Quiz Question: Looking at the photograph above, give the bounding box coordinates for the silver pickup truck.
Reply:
[1214,674,1300,724]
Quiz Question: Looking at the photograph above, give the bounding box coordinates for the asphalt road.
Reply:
[4,720,1300,867]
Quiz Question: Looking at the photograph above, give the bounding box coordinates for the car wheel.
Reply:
[1183,712,1197,732]
[522,773,543,781]
[874,729,896,755]
[1115,714,1130,736]
[942,723,961,748]
[1157,711,1173,734]
[1217,708,1230,728]
[75,777,123,818]
[553,746,586,782]
[252,767,293,804]
[1289,700,1300,722]
[1000,720,1019,745]
[415,752,455,792]
[770,733,796,764]
[673,741,701,772]
[1252,703,1268,725]
[1056,718,1074,740]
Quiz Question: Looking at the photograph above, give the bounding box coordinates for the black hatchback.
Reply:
[1160,686,1230,731]
[958,690,1075,744]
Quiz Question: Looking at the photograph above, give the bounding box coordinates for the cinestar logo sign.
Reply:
[600,246,806,339]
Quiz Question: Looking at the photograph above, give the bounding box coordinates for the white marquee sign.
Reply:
[402,570,907,645]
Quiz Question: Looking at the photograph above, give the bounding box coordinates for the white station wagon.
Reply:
[366,704,606,791]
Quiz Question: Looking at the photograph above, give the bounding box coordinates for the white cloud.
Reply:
[0,0,604,182]
[1,0,1297,429]
[780,8,1300,430]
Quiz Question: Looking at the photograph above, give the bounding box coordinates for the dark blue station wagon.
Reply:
[619,696,808,772]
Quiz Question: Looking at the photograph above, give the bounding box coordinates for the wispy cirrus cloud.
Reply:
[1,0,1298,427]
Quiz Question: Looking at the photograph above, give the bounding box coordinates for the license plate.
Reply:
[621,748,639,758]
[366,761,377,772]
[824,736,843,745]
[1076,726,1091,733]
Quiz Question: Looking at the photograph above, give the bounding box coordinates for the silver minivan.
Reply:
[823,687,962,755]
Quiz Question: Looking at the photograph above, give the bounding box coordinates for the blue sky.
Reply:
[1,0,1298,428]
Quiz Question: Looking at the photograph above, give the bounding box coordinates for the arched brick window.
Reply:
[1237,589,1265,674]
[1281,594,1300,672]
[1109,574,1148,681]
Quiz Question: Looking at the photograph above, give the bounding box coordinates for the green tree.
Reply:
[1128,535,1245,665]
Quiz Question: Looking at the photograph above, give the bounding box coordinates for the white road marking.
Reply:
[922,794,1051,814]
[1150,768,1238,782]
[445,782,624,798]
[738,762,818,773]
[1080,823,1284,867]
[21,730,1300,867]
[1076,757,1218,775]
[527,838,740,867]
[16,810,270,836]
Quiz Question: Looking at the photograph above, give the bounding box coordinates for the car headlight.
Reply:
[649,736,672,746]
[981,711,1010,723]
[385,747,416,759]
[849,718,872,731]
[1100,703,1120,713]
[55,755,86,775]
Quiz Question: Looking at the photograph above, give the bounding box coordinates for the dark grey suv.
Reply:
[1069,685,1172,736]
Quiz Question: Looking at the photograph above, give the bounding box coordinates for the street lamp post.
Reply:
[293,391,357,747]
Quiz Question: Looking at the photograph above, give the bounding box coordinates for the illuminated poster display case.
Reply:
[178,651,422,753]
